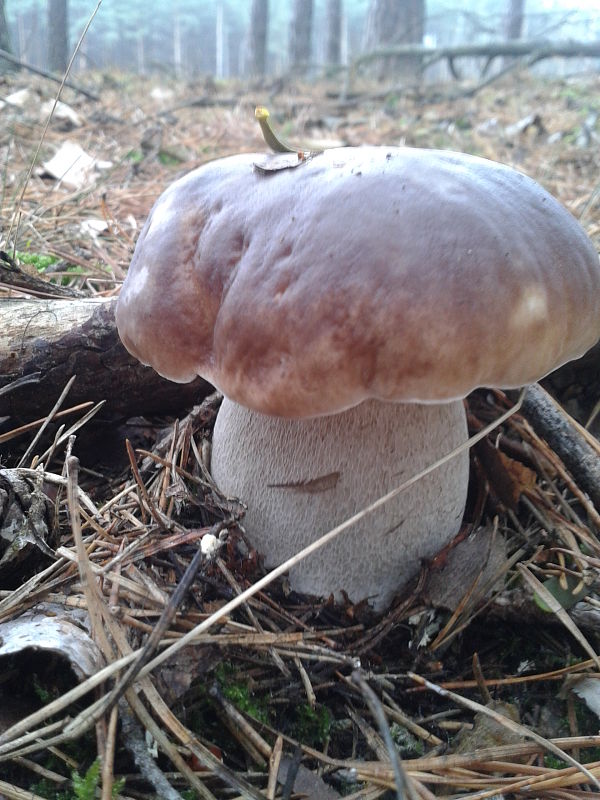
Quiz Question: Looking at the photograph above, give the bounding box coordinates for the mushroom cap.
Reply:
[116,146,600,418]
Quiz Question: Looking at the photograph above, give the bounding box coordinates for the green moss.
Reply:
[71,759,101,800]
[293,703,331,748]
[158,150,185,166]
[544,754,568,769]
[454,115,472,130]
[125,148,143,163]
[215,662,269,723]
[15,250,58,271]
[71,760,125,800]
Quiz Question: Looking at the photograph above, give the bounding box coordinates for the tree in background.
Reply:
[503,0,525,66]
[326,0,342,65]
[289,0,313,73]
[47,0,68,73]
[505,0,525,40]
[0,0,17,72]
[365,0,425,80]
[248,0,268,76]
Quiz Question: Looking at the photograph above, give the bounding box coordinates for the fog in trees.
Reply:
[4,0,599,80]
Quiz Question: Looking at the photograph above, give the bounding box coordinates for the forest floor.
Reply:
[1,65,600,799]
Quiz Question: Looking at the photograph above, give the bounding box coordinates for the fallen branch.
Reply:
[0,298,208,424]
[514,383,600,512]
[0,48,99,101]
[352,38,600,74]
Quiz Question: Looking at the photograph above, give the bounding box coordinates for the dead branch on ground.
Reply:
[0,298,208,423]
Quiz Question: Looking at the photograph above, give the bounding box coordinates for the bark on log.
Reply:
[511,383,600,512]
[0,298,210,425]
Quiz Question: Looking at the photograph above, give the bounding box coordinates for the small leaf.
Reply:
[534,574,590,612]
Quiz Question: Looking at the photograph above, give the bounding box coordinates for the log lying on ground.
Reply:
[0,298,209,424]
[351,39,600,74]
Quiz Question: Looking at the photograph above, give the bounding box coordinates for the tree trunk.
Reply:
[247,0,269,76]
[0,299,209,426]
[365,0,425,80]
[47,0,68,73]
[215,0,225,78]
[326,0,342,66]
[0,0,17,73]
[503,0,525,66]
[173,10,183,78]
[505,0,525,41]
[289,0,314,74]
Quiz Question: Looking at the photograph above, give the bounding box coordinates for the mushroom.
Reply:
[115,146,600,611]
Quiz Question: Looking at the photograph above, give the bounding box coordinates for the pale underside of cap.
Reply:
[116,146,600,418]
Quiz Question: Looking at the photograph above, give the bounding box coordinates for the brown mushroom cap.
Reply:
[116,146,600,418]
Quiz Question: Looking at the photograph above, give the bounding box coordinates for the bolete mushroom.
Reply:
[116,146,600,611]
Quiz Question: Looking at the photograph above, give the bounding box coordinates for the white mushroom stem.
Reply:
[211,398,469,611]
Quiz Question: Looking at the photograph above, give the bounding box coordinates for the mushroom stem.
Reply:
[211,398,469,611]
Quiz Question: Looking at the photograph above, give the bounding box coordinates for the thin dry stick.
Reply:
[472,653,492,704]
[518,384,600,512]
[66,456,115,660]
[35,401,105,466]
[67,629,219,800]
[294,655,317,708]
[267,735,284,800]
[0,778,50,800]
[518,564,600,669]
[97,524,224,717]
[444,757,600,799]
[0,655,136,754]
[126,438,175,530]
[428,542,529,652]
[0,558,67,618]
[352,671,417,800]
[8,0,104,242]
[408,672,600,789]
[0,47,98,99]
[12,754,69,787]
[100,705,119,800]
[381,692,443,747]
[0,373,41,398]
[52,566,220,800]
[158,419,177,514]
[119,705,184,800]
[347,705,389,761]
[0,402,94,444]
[16,375,76,467]
[520,421,600,533]
[0,628,341,756]
[209,684,270,766]
[216,556,290,678]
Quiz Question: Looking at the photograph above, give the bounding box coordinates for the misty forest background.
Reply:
[1,0,600,86]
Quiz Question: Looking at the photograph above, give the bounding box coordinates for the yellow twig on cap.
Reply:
[255,106,299,154]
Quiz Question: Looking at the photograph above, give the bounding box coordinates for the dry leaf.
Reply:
[41,141,112,190]
[424,525,507,611]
